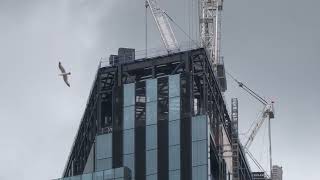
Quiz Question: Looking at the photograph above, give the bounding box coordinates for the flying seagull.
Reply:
[58,61,71,87]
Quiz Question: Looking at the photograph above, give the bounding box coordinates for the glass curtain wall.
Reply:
[146,79,158,180]
[123,83,135,179]
[192,115,208,180]
[168,74,181,180]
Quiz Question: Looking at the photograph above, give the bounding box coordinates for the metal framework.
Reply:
[62,48,252,179]
[231,98,240,180]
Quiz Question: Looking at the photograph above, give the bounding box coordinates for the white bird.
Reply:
[58,61,71,87]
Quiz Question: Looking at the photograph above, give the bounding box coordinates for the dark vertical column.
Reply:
[180,55,192,180]
[135,81,146,180]
[157,77,169,180]
[112,66,123,168]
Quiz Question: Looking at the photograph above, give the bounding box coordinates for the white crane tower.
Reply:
[199,0,227,92]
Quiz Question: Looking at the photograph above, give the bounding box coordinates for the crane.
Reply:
[199,0,227,92]
[145,0,180,53]
[227,72,275,177]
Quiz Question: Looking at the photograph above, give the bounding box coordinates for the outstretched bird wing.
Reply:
[58,62,66,73]
[63,75,70,87]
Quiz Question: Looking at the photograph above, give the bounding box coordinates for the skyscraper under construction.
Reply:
[53,48,253,180]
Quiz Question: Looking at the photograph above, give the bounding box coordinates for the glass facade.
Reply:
[192,115,208,180]
[56,74,213,180]
[168,74,181,180]
[54,167,131,180]
[146,78,158,179]
[123,83,135,179]
[96,133,112,171]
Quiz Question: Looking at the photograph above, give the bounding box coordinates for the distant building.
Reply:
[252,172,266,180]
[272,165,283,180]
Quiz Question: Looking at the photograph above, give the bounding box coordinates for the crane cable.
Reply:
[225,71,268,105]
[163,11,201,48]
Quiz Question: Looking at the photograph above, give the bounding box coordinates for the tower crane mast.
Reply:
[199,0,227,92]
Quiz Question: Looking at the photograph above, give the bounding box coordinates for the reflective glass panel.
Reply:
[123,155,134,178]
[124,83,135,107]
[115,167,125,178]
[123,129,134,154]
[96,158,112,172]
[146,150,158,175]
[71,176,81,180]
[146,79,157,102]
[169,74,180,98]
[123,106,135,130]
[82,173,93,180]
[104,169,114,180]
[146,174,157,180]
[192,115,207,141]
[169,120,180,146]
[146,125,157,150]
[169,97,180,121]
[192,165,207,180]
[94,171,103,180]
[146,101,157,125]
[169,145,180,170]
[192,140,207,166]
[96,134,112,159]
[169,170,180,180]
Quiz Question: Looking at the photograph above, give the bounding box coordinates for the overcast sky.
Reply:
[0,0,319,179]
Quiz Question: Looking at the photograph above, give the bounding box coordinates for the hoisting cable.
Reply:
[163,11,201,48]
[225,71,268,105]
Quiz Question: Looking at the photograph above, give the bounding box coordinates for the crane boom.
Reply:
[227,72,275,177]
[228,75,275,148]
[146,0,179,53]
[244,106,271,148]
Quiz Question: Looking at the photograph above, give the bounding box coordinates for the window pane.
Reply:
[123,154,134,178]
[146,101,157,125]
[94,171,103,180]
[192,115,207,141]
[147,174,157,180]
[146,79,157,102]
[115,167,125,178]
[71,176,81,180]
[96,158,112,172]
[123,106,135,130]
[104,169,114,180]
[146,150,158,175]
[169,97,180,121]
[123,129,134,154]
[169,170,180,180]
[82,173,93,180]
[124,83,135,107]
[146,125,157,150]
[169,120,180,146]
[96,134,112,159]
[192,165,207,180]
[192,140,207,166]
[169,74,180,98]
[169,145,180,171]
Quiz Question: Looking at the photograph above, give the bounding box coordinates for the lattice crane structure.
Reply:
[199,0,227,92]
[145,0,180,53]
